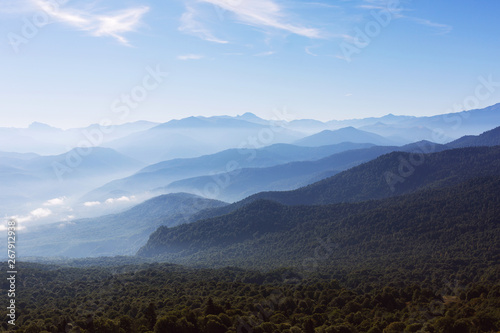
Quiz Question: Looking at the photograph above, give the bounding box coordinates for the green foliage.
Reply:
[1,260,499,333]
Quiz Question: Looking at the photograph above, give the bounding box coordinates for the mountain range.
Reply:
[162,143,444,202]
[13,128,500,259]
[4,103,500,261]
[0,120,158,155]
[4,102,500,158]
[81,142,375,202]
[137,147,500,269]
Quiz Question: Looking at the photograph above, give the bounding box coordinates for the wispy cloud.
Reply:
[403,16,453,34]
[179,5,229,44]
[180,0,323,43]
[254,50,275,57]
[305,46,318,56]
[303,2,340,9]
[30,0,149,45]
[357,0,451,34]
[203,0,322,38]
[177,54,205,60]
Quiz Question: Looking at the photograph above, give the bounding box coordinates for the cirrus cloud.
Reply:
[177,54,205,60]
[180,0,323,43]
[30,0,149,46]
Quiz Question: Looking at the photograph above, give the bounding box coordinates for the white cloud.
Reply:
[30,207,52,219]
[43,197,66,206]
[105,195,135,204]
[177,54,205,60]
[9,207,53,225]
[31,0,149,45]
[10,215,33,223]
[84,201,101,207]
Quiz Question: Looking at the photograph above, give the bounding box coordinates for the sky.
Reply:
[0,0,499,129]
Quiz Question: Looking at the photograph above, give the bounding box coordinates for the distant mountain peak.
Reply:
[296,126,397,147]
[236,112,269,125]
[338,126,357,131]
[240,112,259,118]
[28,122,60,131]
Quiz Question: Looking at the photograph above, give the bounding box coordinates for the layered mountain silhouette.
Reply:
[163,143,447,202]
[4,105,500,262]
[82,142,375,202]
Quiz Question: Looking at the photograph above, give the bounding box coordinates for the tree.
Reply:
[145,303,157,331]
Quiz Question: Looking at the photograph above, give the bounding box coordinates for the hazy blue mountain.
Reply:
[446,125,500,148]
[0,125,66,155]
[163,145,402,202]
[104,117,303,163]
[323,104,500,140]
[295,127,399,147]
[0,121,159,155]
[78,120,159,143]
[232,112,271,125]
[359,122,452,143]
[326,114,418,130]
[0,151,40,169]
[394,103,500,140]
[2,104,499,157]
[82,142,374,202]
[287,119,329,134]
[0,151,39,160]
[11,193,227,258]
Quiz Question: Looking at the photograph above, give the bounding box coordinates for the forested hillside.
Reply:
[236,146,500,206]
[138,176,500,271]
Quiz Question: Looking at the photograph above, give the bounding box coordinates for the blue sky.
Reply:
[1,0,499,128]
